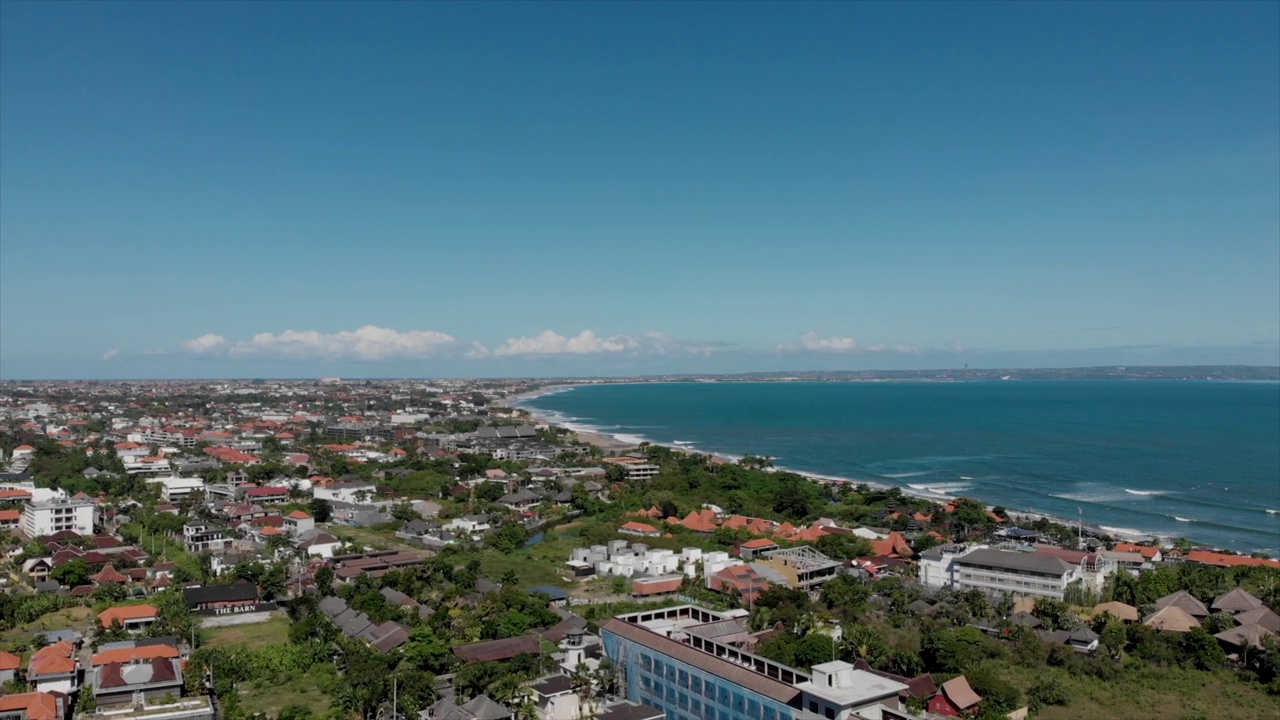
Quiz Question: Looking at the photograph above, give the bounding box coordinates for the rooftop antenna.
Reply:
[1078,507,1083,550]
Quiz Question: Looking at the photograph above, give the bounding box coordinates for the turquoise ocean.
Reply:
[517,381,1280,556]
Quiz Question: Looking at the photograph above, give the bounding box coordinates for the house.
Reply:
[1090,601,1139,623]
[1143,606,1201,633]
[0,692,63,720]
[314,480,377,505]
[928,675,982,717]
[920,545,1086,600]
[497,488,542,511]
[453,635,542,663]
[99,604,158,634]
[243,486,290,504]
[631,575,684,597]
[1112,542,1162,563]
[709,564,771,604]
[283,510,315,536]
[183,521,231,553]
[739,538,780,559]
[28,641,78,693]
[1212,587,1263,614]
[92,656,184,706]
[153,475,207,503]
[528,674,594,720]
[618,521,660,538]
[297,531,342,558]
[1154,590,1210,619]
[447,514,492,535]
[0,650,22,684]
[183,583,261,612]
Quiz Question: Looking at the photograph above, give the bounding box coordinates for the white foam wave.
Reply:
[1124,489,1170,496]
[1267,510,1280,515]
[881,471,933,479]
[1171,516,1193,523]
[1099,525,1150,538]
[959,476,974,480]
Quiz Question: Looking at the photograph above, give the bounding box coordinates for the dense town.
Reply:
[1,380,1278,720]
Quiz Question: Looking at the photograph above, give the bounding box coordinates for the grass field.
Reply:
[995,661,1277,720]
[204,615,292,650]
[239,670,331,717]
[1,606,94,647]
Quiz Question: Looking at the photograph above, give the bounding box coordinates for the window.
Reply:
[764,708,777,720]
[678,670,689,688]
[733,693,744,712]
[691,677,702,694]
[824,708,835,720]
[641,655,652,671]
[678,693,689,709]
[704,682,716,700]
[748,700,760,719]
[641,677,651,690]
[808,702,818,713]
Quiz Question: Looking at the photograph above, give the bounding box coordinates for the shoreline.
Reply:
[508,387,1245,550]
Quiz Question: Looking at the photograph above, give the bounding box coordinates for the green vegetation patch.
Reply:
[204,615,292,650]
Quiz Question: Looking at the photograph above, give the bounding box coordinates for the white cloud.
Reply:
[865,343,922,354]
[182,325,456,361]
[101,348,120,361]
[778,333,921,355]
[800,332,858,352]
[184,334,228,353]
[490,330,639,357]
[469,329,718,358]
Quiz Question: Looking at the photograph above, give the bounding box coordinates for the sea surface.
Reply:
[518,381,1280,555]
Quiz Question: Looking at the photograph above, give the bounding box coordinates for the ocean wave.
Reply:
[1267,510,1280,515]
[1124,489,1171,496]
[881,471,934,479]
[1171,515,1193,522]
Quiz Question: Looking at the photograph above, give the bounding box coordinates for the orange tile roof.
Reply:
[0,509,20,521]
[1185,549,1280,569]
[1114,542,1161,560]
[741,538,779,549]
[0,488,32,500]
[14,444,35,451]
[91,644,180,666]
[30,641,76,676]
[620,521,659,534]
[0,693,60,720]
[0,650,20,670]
[287,510,312,519]
[99,604,158,625]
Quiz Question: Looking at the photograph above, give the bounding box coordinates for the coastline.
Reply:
[510,386,1211,549]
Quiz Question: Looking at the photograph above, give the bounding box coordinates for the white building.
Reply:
[123,456,172,475]
[149,476,207,503]
[314,480,377,505]
[21,498,95,537]
[919,544,1092,600]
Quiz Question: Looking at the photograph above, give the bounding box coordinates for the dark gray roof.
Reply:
[460,694,510,720]
[954,548,1072,576]
[531,674,577,697]
[597,703,664,720]
[183,583,258,606]
[527,585,569,602]
[381,587,418,606]
[319,596,349,618]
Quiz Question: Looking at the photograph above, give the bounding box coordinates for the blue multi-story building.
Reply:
[600,606,915,720]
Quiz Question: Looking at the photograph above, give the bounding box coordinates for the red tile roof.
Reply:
[30,641,76,676]
[92,644,180,666]
[99,604,157,625]
[0,693,60,720]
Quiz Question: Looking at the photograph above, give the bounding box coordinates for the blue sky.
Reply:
[2,1,1277,379]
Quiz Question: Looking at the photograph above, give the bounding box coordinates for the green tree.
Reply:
[51,559,91,588]
[308,498,333,523]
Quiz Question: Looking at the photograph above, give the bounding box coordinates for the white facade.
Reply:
[21,499,95,537]
[150,476,207,503]
[314,482,376,505]
[919,545,1099,600]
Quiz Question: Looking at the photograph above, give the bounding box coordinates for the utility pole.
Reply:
[1078,508,1083,550]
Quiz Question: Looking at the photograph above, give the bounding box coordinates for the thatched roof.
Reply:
[1155,590,1210,618]
[1215,623,1275,651]
[1212,587,1263,614]
[1144,605,1201,632]
[1091,601,1139,623]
